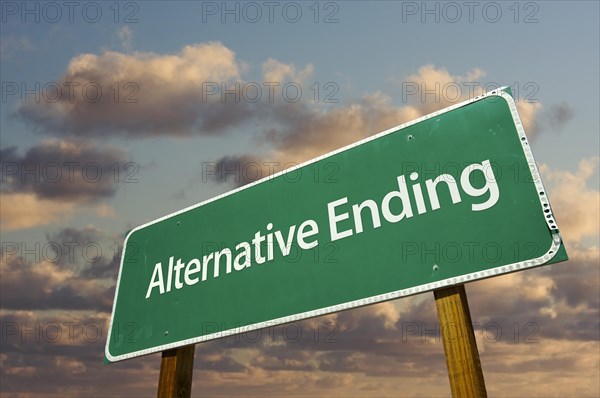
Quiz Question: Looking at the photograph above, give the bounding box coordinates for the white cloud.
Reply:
[262,58,314,83]
[539,157,600,245]
[0,193,77,231]
[16,42,246,136]
[0,35,34,58]
[117,26,133,51]
[402,64,487,114]
[516,101,542,137]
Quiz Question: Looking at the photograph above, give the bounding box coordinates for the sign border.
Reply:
[106,88,564,362]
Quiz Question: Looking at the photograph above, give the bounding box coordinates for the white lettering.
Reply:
[460,160,500,211]
[184,259,201,285]
[352,199,381,234]
[145,262,165,299]
[297,220,319,249]
[327,197,353,241]
[382,175,414,223]
[275,225,296,256]
[233,242,251,271]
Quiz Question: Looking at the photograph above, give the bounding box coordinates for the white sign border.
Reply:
[105,88,564,362]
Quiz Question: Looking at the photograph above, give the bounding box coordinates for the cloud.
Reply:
[117,26,133,51]
[0,35,34,58]
[0,192,77,231]
[208,92,424,188]
[94,203,117,218]
[262,58,314,83]
[14,47,544,151]
[0,226,120,311]
[0,192,117,231]
[267,92,422,164]
[0,310,161,397]
[0,139,127,230]
[530,253,600,345]
[401,64,486,114]
[521,101,576,137]
[398,65,542,138]
[481,339,599,397]
[0,253,114,311]
[207,154,265,187]
[210,65,542,186]
[1,139,129,201]
[544,102,576,131]
[13,48,500,147]
[465,240,599,344]
[539,157,600,245]
[516,100,542,137]
[45,226,122,280]
[15,42,250,137]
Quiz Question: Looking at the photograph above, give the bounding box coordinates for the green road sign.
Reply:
[106,88,567,362]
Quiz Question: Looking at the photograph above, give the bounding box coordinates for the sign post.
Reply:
[157,345,195,398]
[435,285,487,397]
[106,88,567,396]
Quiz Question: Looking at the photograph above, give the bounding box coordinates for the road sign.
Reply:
[106,88,567,362]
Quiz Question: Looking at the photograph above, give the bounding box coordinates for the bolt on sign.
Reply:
[105,88,567,362]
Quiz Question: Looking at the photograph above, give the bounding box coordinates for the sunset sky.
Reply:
[1,1,599,397]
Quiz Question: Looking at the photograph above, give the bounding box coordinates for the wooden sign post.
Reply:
[434,285,487,397]
[157,345,195,398]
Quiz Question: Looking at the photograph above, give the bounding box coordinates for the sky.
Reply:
[0,0,599,397]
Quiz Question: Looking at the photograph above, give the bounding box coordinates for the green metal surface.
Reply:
[106,90,567,362]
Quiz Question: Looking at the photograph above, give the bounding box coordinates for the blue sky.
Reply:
[1,1,599,396]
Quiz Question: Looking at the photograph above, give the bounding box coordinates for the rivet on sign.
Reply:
[164,331,168,336]
[433,264,439,271]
